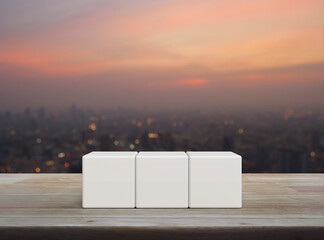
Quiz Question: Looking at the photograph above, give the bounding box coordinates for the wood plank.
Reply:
[0,174,323,239]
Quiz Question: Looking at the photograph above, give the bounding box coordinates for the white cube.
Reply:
[187,151,242,208]
[136,152,188,208]
[82,151,137,208]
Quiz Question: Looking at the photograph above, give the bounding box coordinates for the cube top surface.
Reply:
[137,151,187,158]
[83,151,138,158]
[186,151,241,158]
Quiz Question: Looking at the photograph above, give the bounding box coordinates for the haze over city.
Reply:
[0,0,324,174]
[1,0,324,111]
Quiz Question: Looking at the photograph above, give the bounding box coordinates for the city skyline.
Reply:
[1,0,324,110]
[1,106,323,173]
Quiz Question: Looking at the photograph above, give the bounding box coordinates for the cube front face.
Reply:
[136,152,188,208]
[188,152,242,208]
[82,151,242,208]
[82,152,137,208]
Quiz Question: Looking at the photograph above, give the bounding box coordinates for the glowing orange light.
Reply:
[137,121,143,127]
[35,167,41,173]
[89,123,97,131]
[148,133,158,138]
[45,160,55,166]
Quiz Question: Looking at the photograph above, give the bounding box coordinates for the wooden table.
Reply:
[0,174,323,240]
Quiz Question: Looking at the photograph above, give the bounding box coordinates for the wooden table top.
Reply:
[0,174,323,240]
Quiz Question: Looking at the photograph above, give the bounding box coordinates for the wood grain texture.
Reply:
[0,174,323,240]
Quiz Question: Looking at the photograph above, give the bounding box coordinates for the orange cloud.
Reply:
[0,0,323,79]
[146,78,208,89]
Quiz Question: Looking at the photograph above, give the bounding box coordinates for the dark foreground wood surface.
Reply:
[0,174,323,240]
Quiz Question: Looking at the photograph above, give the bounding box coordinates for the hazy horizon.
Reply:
[1,0,324,111]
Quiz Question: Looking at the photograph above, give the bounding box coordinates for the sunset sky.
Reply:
[0,0,324,110]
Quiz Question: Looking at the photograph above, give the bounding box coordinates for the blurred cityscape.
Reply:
[0,105,323,173]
